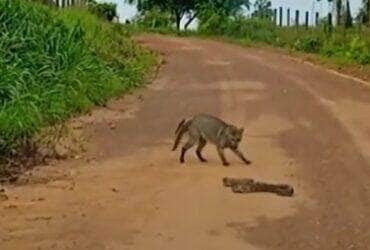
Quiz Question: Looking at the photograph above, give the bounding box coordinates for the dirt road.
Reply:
[1,35,370,250]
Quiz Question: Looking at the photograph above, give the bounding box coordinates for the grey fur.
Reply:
[172,114,251,166]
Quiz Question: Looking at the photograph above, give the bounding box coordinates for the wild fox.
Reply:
[172,114,251,166]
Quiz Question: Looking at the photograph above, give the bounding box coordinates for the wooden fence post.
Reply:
[315,12,320,26]
[279,7,283,27]
[295,10,300,28]
[305,11,309,28]
[328,12,333,32]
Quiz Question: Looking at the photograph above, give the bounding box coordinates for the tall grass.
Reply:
[275,27,370,64]
[198,13,370,65]
[0,0,155,156]
[131,9,370,66]
[198,14,277,44]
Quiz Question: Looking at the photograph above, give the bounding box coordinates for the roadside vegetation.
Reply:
[127,0,370,66]
[0,0,155,176]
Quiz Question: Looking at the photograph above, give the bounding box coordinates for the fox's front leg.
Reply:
[232,148,251,165]
[217,146,230,166]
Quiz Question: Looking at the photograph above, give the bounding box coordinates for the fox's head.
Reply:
[225,125,244,149]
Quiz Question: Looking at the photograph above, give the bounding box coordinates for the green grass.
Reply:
[130,10,370,66]
[0,0,155,155]
[196,14,370,65]
[274,27,370,65]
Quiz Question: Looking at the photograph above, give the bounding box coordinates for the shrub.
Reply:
[346,36,370,64]
[198,8,230,35]
[198,12,277,44]
[133,8,175,32]
[131,3,370,66]
[86,0,118,21]
[0,0,154,155]
[321,35,370,64]
[293,35,323,53]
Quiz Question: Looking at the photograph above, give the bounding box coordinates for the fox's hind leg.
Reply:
[180,128,200,164]
[196,137,207,162]
[180,137,197,164]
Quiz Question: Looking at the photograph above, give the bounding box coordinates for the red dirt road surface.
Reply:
[1,35,370,250]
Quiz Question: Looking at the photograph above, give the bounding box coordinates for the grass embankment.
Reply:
[0,0,155,169]
[131,13,370,79]
[200,18,370,79]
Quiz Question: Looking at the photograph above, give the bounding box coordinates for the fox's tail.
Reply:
[172,118,192,151]
[174,119,186,135]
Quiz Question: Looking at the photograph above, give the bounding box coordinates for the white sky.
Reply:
[99,0,363,27]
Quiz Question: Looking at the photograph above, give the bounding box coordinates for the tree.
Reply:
[202,0,250,16]
[252,0,273,19]
[367,0,370,25]
[195,0,250,30]
[317,0,343,26]
[335,0,343,25]
[344,0,352,28]
[357,0,370,25]
[85,0,118,21]
[126,0,195,31]
[362,0,370,25]
[126,0,250,31]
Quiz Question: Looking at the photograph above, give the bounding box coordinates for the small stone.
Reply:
[38,146,53,159]
[108,122,116,130]
[0,194,9,201]
[25,216,51,221]
[73,123,83,129]
[69,170,77,176]
[3,204,17,209]
[74,155,81,160]
[8,176,18,183]
[347,243,355,249]
[54,145,68,160]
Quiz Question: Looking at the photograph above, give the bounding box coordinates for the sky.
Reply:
[99,0,364,28]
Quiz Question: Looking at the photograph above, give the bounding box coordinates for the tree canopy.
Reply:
[252,0,273,19]
[126,0,250,30]
[357,0,370,25]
